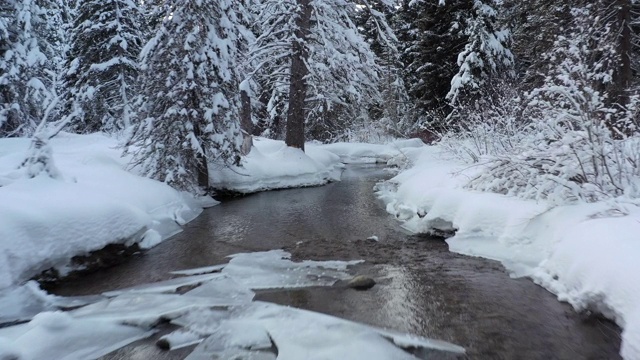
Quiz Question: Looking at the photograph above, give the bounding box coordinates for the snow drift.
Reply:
[0,133,212,289]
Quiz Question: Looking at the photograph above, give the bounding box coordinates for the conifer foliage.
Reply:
[0,0,60,137]
[126,0,244,192]
[64,0,144,133]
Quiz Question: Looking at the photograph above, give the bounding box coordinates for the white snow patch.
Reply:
[221,249,362,290]
[377,145,640,359]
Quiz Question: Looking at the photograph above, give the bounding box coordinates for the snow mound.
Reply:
[0,133,212,290]
[209,137,344,193]
[377,145,640,359]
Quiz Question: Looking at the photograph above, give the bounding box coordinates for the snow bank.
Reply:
[377,145,640,359]
[0,133,212,289]
[318,138,424,164]
[209,137,344,193]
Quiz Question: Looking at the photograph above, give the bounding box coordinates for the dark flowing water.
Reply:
[50,165,622,359]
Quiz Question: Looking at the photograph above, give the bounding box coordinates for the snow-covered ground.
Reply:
[0,250,465,359]
[376,145,640,359]
[0,133,214,290]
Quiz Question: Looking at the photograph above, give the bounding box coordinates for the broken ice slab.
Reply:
[102,272,226,297]
[157,329,203,350]
[2,311,153,360]
[183,275,255,305]
[186,347,277,360]
[169,264,227,276]
[176,302,465,360]
[221,249,363,290]
[71,293,231,327]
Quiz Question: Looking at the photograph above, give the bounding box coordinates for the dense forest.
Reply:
[1,0,639,202]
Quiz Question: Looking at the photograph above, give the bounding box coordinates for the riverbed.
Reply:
[50,165,622,359]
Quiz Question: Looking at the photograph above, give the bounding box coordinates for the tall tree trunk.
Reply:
[240,89,253,155]
[614,0,632,106]
[193,123,209,191]
[285,0,312,151]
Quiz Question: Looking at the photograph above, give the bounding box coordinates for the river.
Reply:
[49,165,622,359]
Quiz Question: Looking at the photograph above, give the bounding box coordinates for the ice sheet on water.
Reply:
[3,311,153,360]
[186,347,277,360]
[71,293,228,327]
[221,250,362,290]
[102,272,226,297]
[174,302,465,360]
[183,274,255,305]
[184,319,274,359]
[170,264,226,276]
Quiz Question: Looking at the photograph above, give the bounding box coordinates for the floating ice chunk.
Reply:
[172,307,231,334]
[157,329,203,350]
[185,320,274,360]
[139,229,162,249]
[222,250,362,290]
[186,347,276,360]
[11,311,153,360]
[176,302,465,360]
[71,293,226,327]
[377,328,466,354]
[184,275,255,305]
[103,272,225,297]
[170,264,226,276]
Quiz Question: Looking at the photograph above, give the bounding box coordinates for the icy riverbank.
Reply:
[376,145,640,359]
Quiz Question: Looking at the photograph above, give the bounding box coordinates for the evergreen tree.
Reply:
[446,0,514,106]
[64,0,144,133]
[251,0,391,146]
[396,0,471,121]
[126,0,244,192]
[0,0,63,137]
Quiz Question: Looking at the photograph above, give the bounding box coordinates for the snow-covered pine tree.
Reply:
[352,0,417,139]
[396,0,472,121]
[446,0,514,106]
[0,0,62,137]
[251,0,391,146]
[64,0,144,133]
[0,1,16,136]
[126,0,244,193]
